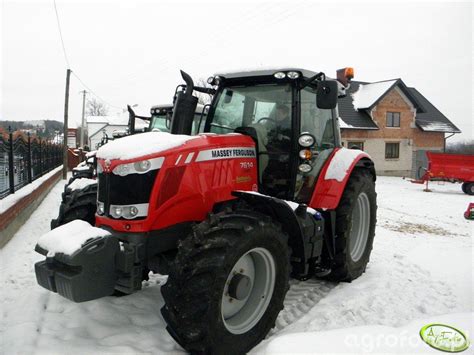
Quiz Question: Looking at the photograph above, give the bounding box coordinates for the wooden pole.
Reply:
[62,68,71,179]
[80,89,87,147]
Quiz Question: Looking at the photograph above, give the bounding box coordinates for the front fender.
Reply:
[232,191,323,278]
[309,148,375,210]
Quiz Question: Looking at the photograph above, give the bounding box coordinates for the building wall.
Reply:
[88,123,127,150]
[341,87,445,177]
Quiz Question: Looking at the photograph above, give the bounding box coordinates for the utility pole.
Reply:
[80,89,87,147]
[63,68,71,180]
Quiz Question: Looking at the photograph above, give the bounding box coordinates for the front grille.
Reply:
[98,170,159,218]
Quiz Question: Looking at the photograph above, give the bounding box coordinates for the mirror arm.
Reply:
[194,86,216,95]
[299,72,325,90]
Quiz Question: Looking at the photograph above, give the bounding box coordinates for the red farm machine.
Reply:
[413,151,474,195]
[35,68,377,354]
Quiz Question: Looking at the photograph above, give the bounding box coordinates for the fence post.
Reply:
[39,139,43,176]
[27,132,32,183]
[8,127,14,194]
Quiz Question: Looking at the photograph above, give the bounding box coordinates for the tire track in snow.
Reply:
[271,279,337,335]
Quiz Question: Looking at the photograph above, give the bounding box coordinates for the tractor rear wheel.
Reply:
[161,209,290,354]
[50,183,97,229]
[462,182,474,195]
[326,169,377,282]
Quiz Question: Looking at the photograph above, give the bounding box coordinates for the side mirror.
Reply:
[316,81,338,109]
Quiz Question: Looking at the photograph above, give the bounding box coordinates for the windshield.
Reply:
[149,112,205,134]
[208,84,292,134]
[149,114,170,132]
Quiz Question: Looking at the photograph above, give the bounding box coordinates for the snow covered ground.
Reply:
[1,176,472,354]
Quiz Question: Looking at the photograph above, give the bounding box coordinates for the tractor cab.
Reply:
[202,69,349,201]
[149,103,206,134]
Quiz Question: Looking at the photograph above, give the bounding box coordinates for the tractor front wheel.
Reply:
[50,183,97,229]
[161,209,290,354]
[326,169,377,282]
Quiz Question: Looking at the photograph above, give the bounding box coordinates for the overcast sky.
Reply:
[1,0,472,142]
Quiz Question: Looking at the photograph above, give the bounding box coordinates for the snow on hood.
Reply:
[352,80,397,110]
[37,220,110,257]
[96,132,200,161]
[325,148,369,182]
[67,178,97,192]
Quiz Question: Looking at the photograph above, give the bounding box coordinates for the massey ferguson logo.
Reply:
[211,149,256,158]
[196,147,256,162]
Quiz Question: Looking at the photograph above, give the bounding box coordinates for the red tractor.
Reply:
[35,68,377,354]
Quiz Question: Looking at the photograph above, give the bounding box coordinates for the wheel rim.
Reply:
[349,192,370,262]
[221,247,276,334]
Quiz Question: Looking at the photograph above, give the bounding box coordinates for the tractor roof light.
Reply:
[298,133,315,147]
[287,71,300,79]
[336,67,354,87]
[298,163,312,174]
[214,76,222,85]
[207,76,214,85]
[273,72,286,79]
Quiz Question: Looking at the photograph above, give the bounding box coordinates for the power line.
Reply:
[52,1,122,112]
[53,0,71,69]
[71,71,123,110]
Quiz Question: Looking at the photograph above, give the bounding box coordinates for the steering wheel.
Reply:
[257,117,277,125]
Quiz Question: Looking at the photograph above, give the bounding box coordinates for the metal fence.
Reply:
[0,128,63,199]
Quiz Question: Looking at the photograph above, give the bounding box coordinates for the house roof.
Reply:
[338,80,460,133]
[338,81,378,130]
[352,80,398,110]
[407,87,461,133]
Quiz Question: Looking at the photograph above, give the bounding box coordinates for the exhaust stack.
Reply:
[170,70,198,135]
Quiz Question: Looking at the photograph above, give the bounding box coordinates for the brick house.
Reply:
[337,79,461,177]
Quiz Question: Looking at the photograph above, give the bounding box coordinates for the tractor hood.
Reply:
[96,132,201,161]
[96,132,256,164]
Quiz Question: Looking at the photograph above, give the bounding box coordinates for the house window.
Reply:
[386,112,400,127]
[385,142,400,159]
[348,141,364,150]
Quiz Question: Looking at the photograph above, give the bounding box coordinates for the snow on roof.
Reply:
[87,115,128,125]
[416,120,461,133]
[351,80,397,110]
[338,117,354,129]
[37,220,110,257]
[96,132,200,160]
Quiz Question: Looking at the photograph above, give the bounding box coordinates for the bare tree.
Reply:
[195,78,213,105]
[446,140,474,155]
[86,97,109,116]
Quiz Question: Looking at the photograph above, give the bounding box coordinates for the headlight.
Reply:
[113,164,130,176]
[287,71,300,79]
[129,206,139,217]
[97,202,105,215]
[112,157,164,176]
[109,204,148,219]
[134,160,151,172]
[298,133,316,147]
[111,206,123,218]
[298,163,312,173]
[273,71,286,79]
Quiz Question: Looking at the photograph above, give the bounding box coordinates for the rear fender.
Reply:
[310,148,375,210]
